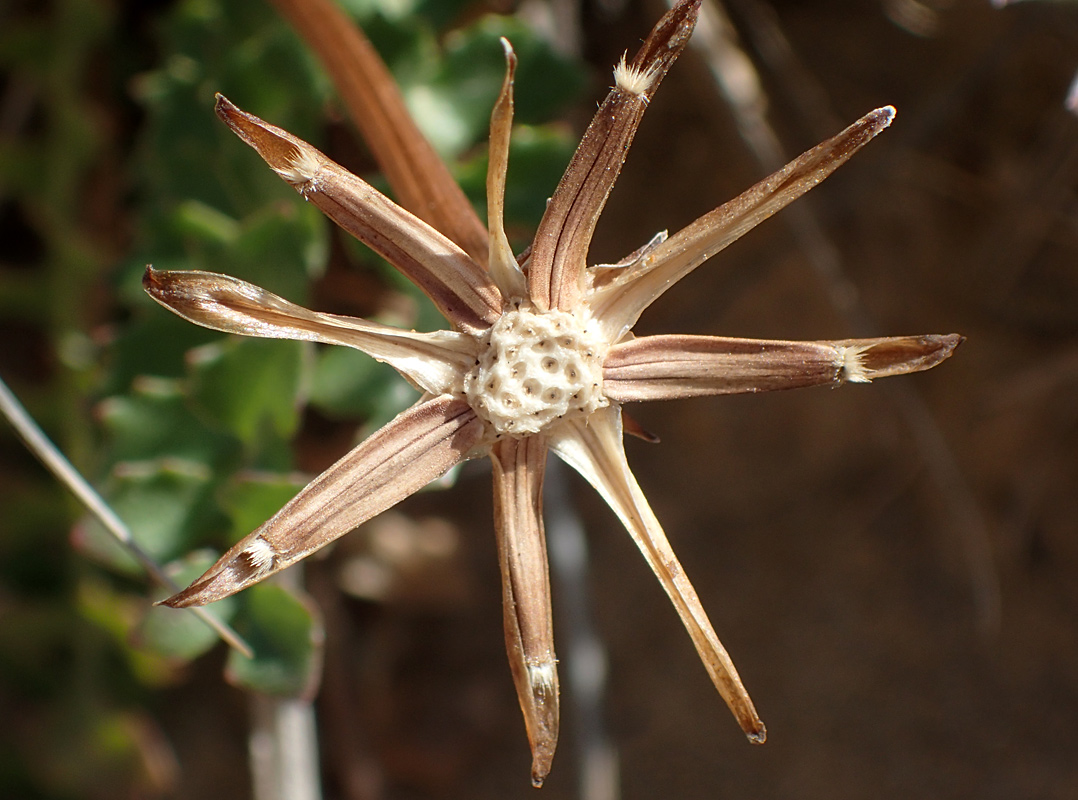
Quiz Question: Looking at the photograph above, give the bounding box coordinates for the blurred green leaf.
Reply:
[353,8,436,85]
[443,16,586,127]
[221,473,305,540]
[102,312,222,394]
[77,577,185,688]
[97,377,240,469]
[309,345,418,424]
[189,337,305,446]
[76,459,225,573]
[397,14,585,159]
[138,549,240,661]
[171,199,242,245]
[226,583,323,698]
[501,126,578,229]
[227,202,327,299]
[456,124,576,242]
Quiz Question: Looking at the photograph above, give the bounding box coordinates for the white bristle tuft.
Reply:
[613,54,659,98]
[528,662,557,696]
[274,148,323,194]
[242,537,277,577]
[836,345,872,384]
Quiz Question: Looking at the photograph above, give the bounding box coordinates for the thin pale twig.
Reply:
[0,373,253,657]
[249,693,323,800]
[544,458,620,800]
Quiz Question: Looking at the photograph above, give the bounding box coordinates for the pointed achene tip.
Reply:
[933,333,964,360]
[142,262,181,290]
[746,720,767,745]
[499,35,516,64]
[530,731,557,787]
[142,263,159,291]
[158,571,235,609]
[858,332,965,380]
[213,93,309,180]
[214,93,248,136]
[732,696,767,744]
[524,666,559,788]
[861,105,896,143]
[838,104,896,157]
[158,578,214,609]
[626,0,701,97]
[528,725,557,787]
[142,263,189,300]
[141,264,198,313]
[142,264,185,310]
[156,552,261,609]
[153,592,184,609]
[214,92,248,126]
[531,758,552,789]
[876,104,897,127]
[157,589,193,609]
[669,0,703,29]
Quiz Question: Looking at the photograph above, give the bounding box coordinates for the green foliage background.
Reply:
[0,1,582,796]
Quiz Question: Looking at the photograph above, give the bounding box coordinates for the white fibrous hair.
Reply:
[241,536,278,578]
[528,662,557,696]
[613,54,659,98]
[836,345,873,383]
[275,147,323,196]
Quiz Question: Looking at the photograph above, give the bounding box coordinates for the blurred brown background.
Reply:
[435,1,1078,797]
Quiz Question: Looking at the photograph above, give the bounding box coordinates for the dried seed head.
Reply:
[466,307,606,436]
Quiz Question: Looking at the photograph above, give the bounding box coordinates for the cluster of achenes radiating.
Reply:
[139,0,965,789]
[464,305,607,436]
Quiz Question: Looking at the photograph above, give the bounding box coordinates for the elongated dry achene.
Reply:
[146,0,962,786]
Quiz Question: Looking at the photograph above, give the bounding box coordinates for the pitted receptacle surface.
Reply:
[465,306,606,436]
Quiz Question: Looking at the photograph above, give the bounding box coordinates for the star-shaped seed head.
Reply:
[144,0,961,786]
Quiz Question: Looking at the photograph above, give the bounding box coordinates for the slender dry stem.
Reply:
[0,373,252,657]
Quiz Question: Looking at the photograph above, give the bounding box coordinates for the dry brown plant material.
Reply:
[144,0,961,786]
